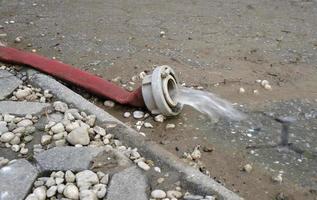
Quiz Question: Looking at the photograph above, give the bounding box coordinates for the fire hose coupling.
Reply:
[142,65,183,116]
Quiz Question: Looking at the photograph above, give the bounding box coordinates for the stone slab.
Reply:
[0,159,39,200]
[0,70,22,100]
[0,101,51,116]
[106,166,148,200]
[34,146,124,172]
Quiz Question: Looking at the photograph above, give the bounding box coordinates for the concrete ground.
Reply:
[1,0,317,199]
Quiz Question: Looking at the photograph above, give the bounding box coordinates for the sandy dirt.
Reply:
[1,0,317,199]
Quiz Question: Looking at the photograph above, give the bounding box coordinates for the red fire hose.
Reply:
[0,46,145,107]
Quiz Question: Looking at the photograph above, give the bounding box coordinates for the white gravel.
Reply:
[133,111,144,119]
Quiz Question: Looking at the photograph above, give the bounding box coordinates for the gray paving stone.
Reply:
[0,159,39,200]
[0,69,22,100]
[35,146,118,171]
[106,166,148,200]
[0,101,51,116]
[0,70,22,100]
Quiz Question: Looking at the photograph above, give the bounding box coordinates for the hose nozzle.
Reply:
[142,65,183,116]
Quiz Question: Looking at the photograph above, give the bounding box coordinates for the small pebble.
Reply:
[166,124,175,129]
[167,190,183,199]
[0,157,9,167]
[51,123,65,134]
[137,161,150,171]
[0,132,15,142]
[25,194,38,200]
[261,80,269,87]
[17,119,33,127]
[160,31,166,37]
[133,111,144,119]
[139,71,147,79]
[264,84,272,90]
[154,167,161,173]
[46,177,56,187]
[47,186,57,197]
[144,122,153,128]
[41,135,52,145]
[93,126,106,136]
[151,189,166,199]
[93,184,107,198]
[100,174,109,184]
[63,184,79,199]
[53,101,68,113]
[191,147,201,160]
[272,174,283,184]
[65,170,76,183]
[57,184,66,194]
[104,100,115,108]
[33,181,44,187]
[243,164,253,173]
[239,87,245,94]
[33,186,46,200]
[14,36,22,43]
[55,177,64,185]
[157,177,165,184]
[202,146,214,152]
[20,148,29,154]
[154,115,165,123]
[11,144,20,152]
[123,112,131,118]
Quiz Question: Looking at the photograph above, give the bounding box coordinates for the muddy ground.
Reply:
[1,0,317,199]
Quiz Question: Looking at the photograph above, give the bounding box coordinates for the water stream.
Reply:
[175,87,246,121]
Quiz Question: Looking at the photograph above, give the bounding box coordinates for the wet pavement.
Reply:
[194,99,317,190]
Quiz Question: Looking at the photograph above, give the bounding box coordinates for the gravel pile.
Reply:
[0,113,37,155]
[40,101,114,149]
[40,101,153,172]
[10,84,53,103]
[26,170,108,200]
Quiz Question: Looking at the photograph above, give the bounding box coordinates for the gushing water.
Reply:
[175,87,246,121]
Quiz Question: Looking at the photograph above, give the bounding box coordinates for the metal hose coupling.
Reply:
[141,65,183,116]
